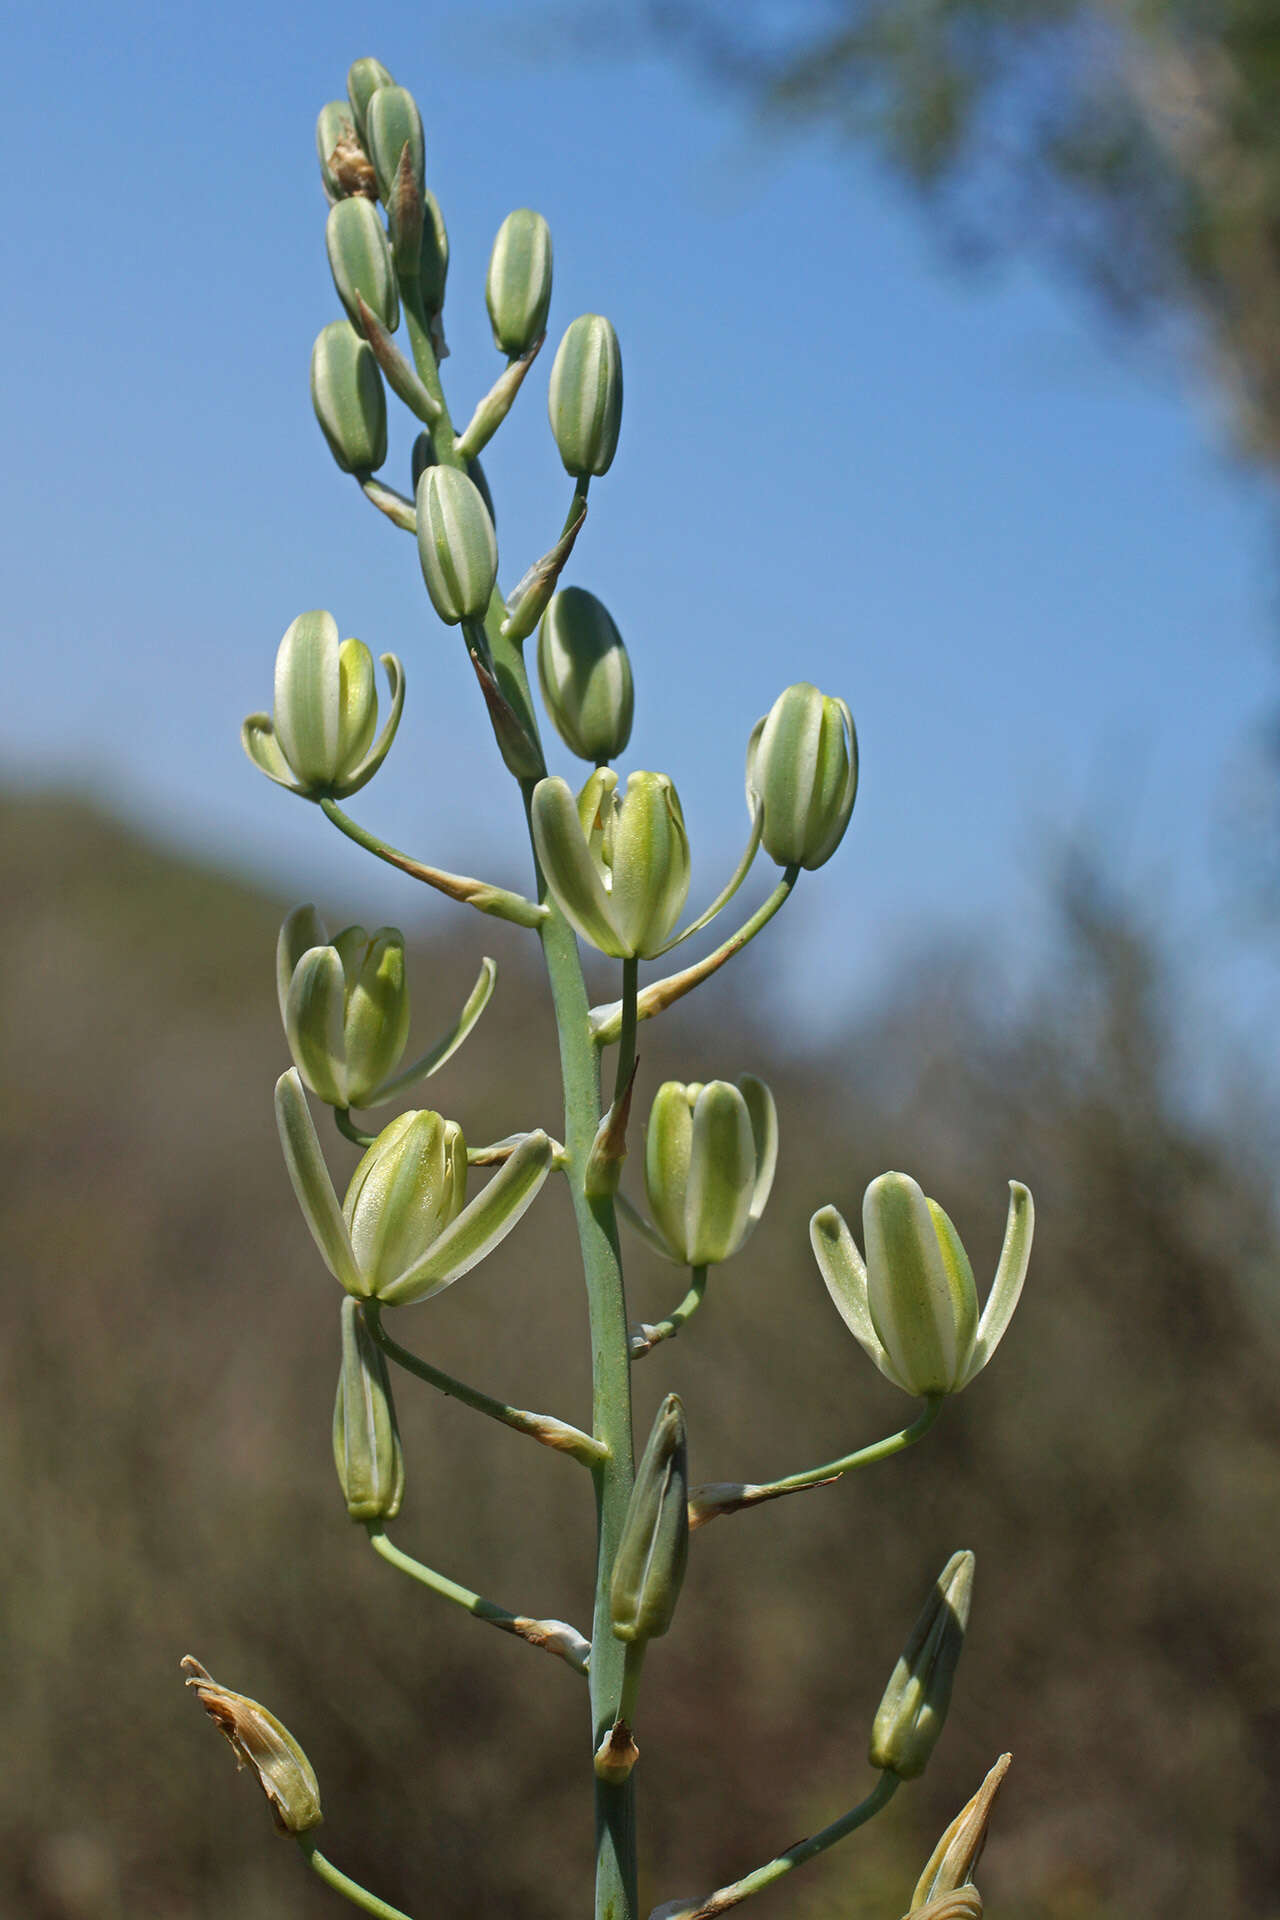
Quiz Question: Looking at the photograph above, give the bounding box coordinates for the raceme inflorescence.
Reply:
[186,56,1036,1920]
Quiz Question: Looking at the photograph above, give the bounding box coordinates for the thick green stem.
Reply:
[656,1773,900,1919]
[365,1301,604,1466]
[688,1397,945,1527]
[366,1524,590,1675]
[402,269,640,1920]
[296,1838,416,1919]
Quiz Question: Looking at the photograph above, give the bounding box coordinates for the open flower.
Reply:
[811,1173,1033,1398]
[531,768,690,959]
[274,1069,551,1307]
[242,611,404,800]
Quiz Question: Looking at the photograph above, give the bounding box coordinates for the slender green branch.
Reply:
[296,1838,417,1919]
[319,799,546,928]
[652,1773,900,1920]
[687,1397,945,1528]
[366,1525,590,1675]
[335,1107,376,1148]
[358,476,417,531]
[364,1302,606,1467]
[631,1267,709,1360]
[591,871,801,1046]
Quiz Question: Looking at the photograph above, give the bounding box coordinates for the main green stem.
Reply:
[405,284,640,1920]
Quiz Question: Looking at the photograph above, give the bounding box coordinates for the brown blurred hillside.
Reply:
[3,787,1280,1920]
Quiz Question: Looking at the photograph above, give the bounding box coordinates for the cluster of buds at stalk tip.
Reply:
[537,587,634,764]
[242,612,404,800]
[811,1174,1034,1399]
[871,1549,974,1780]
[486,209,553,357]
[611,1393,690,1646]
[902,1751,1011,1919]
[333,1297,405,1521]
[531,768,691,958]
[746,682,859,871]
[277,908,496,1111]
[549,314,623,477]
[416,465,499,625]
[181,1658,322,1836]
[642,1078,777,1266]
[274,1069,552,1307]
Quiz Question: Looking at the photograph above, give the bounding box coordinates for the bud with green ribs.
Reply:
[746,682,858,871]
[610,1393,689,1646]
[310,321,386,474]
[870,1549,974,1780]
[333,1298,405,1521]
[416,466,498,624]
[548,314,622,477]
[326,196,399,333]
[487,209,553,356]
[643,1077,777,1267]
[537,587,633,763]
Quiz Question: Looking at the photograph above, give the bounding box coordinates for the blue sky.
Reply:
[4,1,1277,1078]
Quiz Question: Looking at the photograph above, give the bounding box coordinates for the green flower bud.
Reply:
[531,768,691,959]
[333,1298,404,1521]
[346,56,395,144]
[644,1076,777,1267]
[316,100,375,202]
[310,320,387,475]
[548,314,622,477]
[242,612,404,800]
[343,1111,468,1299]
[870,1550,974,1780]
[278,910,411,1109]
[486,209,553,356]
[811,1176,1034,1399]
[415,466,498,624]
[326,196,399,334]
[537,587,634,763]
[365,84,425,208]
[746,682,858,871]
[275,1069,552,1307]
[610,1393,689,1645]
[182,1657,322,1835]
[412,433,494,524]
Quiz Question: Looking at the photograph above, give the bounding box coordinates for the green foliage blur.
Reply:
[4,786,1279,1919]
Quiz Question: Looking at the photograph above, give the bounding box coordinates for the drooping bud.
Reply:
[746,682,858,871]
[644,1077,777,1267]
[346,57,395,145]
[326,196,399,334]
[365,84,425,208]
[310,321,387,474]
[908,1753,1010,1913]
[531,769,691,959]
[486,209,553,357]
[280,913,411,1108]
[548,314,622,477]
[811,1177,1033,1399]
[537,587,633,763]
[181,1657,322,1835]
[316,101,375,202]
[415,466,498,624]
[610,1393,689,1645]
[870,1550,974,1780]
[333,1298,404,1520]
[412,434,494,523]
[241,611,404,800]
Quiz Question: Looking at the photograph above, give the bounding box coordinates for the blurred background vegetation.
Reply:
[5,775,1279,1920]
